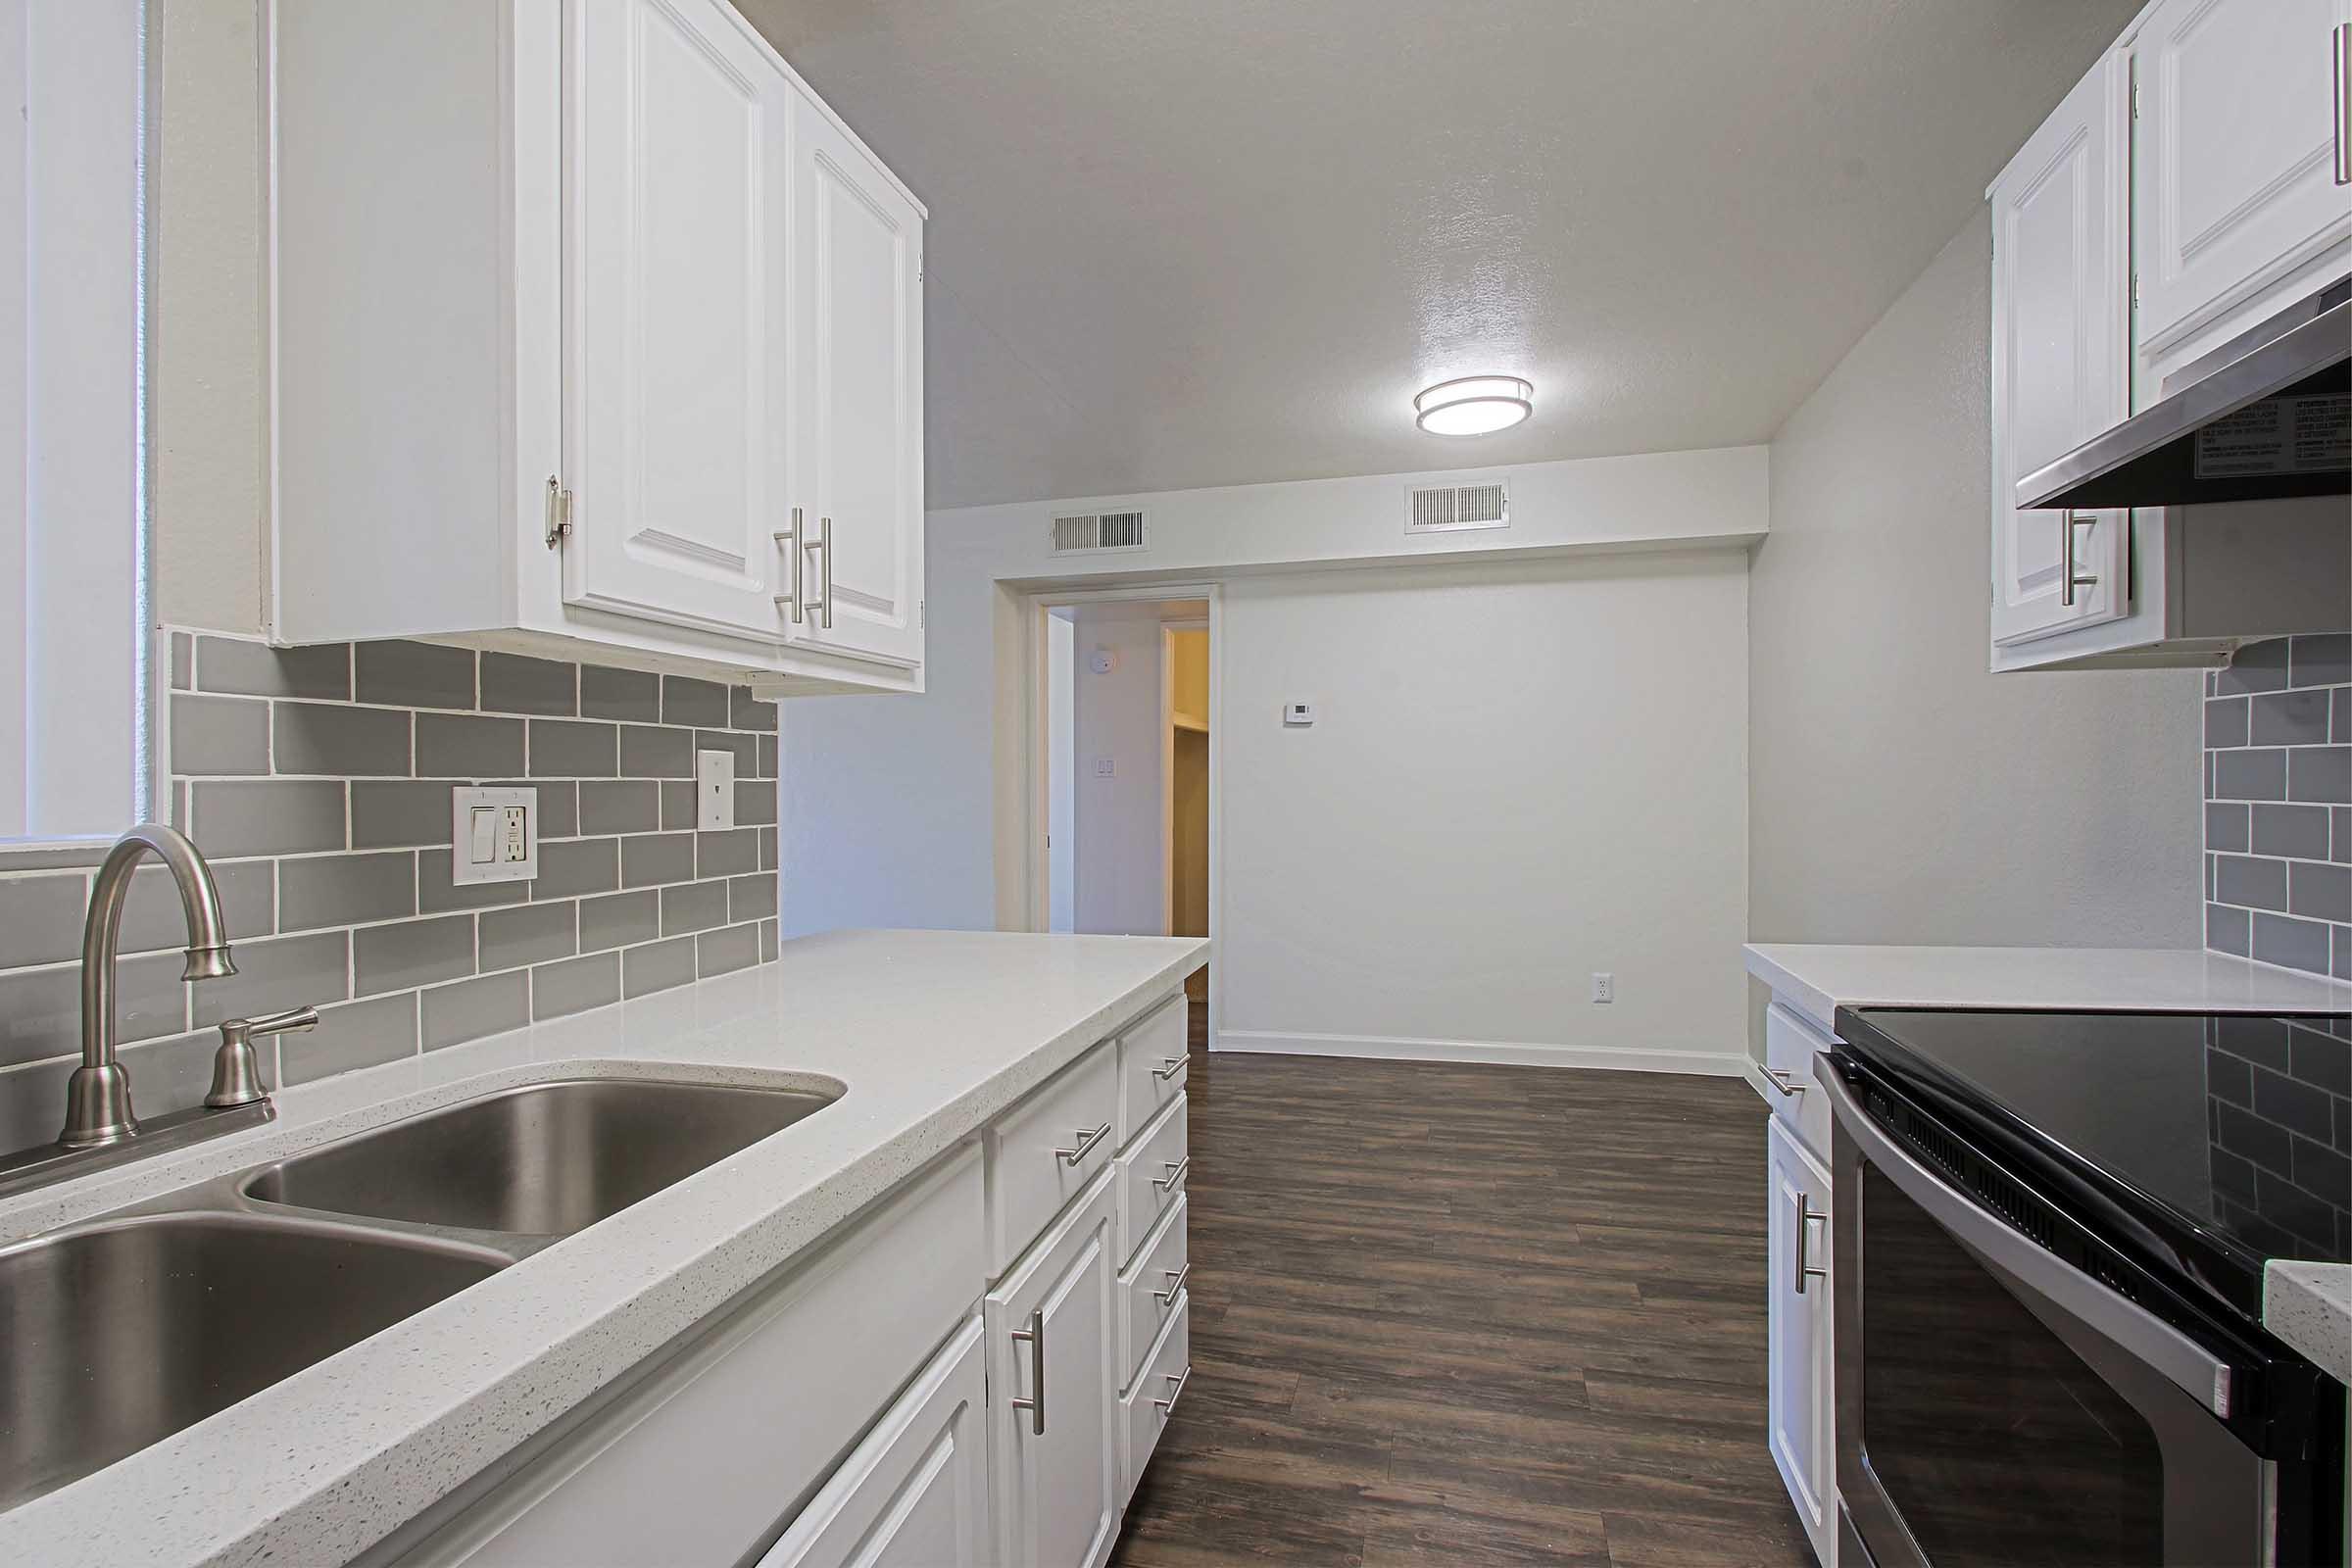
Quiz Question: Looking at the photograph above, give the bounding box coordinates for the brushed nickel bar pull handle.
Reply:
[1007,1308,1045,1435]
[1152,1055,1185,1081]
[1152,1155,1190,1192]
[1152,1261,1191,1303]
[1152,1363,1191,1414]
[1763,1067,1806,1099]
[2060,513,2099,608]
[772,509,805,624]
[2335,25,2351,186]
[1054,1122,1111,1165]
[804,514,833,630]
[1794,1193,1829,1294]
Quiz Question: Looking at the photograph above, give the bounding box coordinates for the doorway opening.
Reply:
[1033,588,1217,1022]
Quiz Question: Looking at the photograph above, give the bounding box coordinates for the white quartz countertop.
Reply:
[2265,1262,2352,1384]
[1745,943,2352,1031]
[0,928,1206,1568]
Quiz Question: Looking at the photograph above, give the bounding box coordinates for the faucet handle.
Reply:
[204,1004,319,1109]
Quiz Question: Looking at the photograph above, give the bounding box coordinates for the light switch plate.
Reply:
[696,749,736,830]
[450,786,538,885]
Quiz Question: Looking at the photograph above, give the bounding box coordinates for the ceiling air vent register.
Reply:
[1051,511,1147,554]
[1406,480,1509,535]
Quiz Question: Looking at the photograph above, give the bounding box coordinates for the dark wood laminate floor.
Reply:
[1111,1005,1814,1568]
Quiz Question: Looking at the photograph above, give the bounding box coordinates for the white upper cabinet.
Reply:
[1988,50,2132,649]
[267,0,926,697]
[785,94,927,670]
[2132,0,2352,378]
[1986,0,2352,669]
[565,0,796,645]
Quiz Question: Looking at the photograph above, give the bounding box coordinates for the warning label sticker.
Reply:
[2193,394,2351,478]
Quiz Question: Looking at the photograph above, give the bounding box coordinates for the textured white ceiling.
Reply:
[737,0,2143,509]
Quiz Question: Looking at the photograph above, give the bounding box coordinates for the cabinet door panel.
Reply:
[565,0,791,644]
[987,1175,1119,1568]
[2135,0,2352,357]
[1989,52,2132,649]
[790,93,924,668]
[1767,1118,1835,1568]
[759,1317,989,1568]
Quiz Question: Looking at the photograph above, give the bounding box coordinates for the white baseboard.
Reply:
[1213,1028,1755,1079]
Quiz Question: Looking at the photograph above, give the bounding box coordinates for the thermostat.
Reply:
[1283,702,1315,726]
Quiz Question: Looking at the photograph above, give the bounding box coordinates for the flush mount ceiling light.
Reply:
[1414,375,1533,436]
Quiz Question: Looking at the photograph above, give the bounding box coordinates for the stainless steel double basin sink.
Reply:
[0,1076,838,1512]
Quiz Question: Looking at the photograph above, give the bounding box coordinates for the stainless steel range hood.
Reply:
[2016,274,2349,512]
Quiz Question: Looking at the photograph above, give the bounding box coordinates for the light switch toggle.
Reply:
[468,808,498,864]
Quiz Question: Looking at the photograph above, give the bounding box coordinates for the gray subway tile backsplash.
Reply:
[662,675,730,728]
[191,779,347,858]
[480,653,578,717]
[529,718,618,778]
[2207,635,2351,979]
[582,665,661,723]
[278,851,416,932]
[355,641,475,710]
[421,970,531,1051]
[0,630,781,1155]
[416,713,525,777]
[533,951,620,1019]
[197,636,350,701]
[170,694,271,775]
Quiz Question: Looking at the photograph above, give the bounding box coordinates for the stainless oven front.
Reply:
[1820,1055,2338,1568]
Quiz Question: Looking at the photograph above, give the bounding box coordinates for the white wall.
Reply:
[784,444,1767,941]
[1750,211,2202,979]
[1069,604,1164,936]
[1217,553,1749,1068]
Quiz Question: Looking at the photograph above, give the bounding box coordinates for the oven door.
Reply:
[1822,1060,2276,1568]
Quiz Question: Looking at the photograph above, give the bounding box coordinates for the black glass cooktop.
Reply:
[1833,1008,2351,1320]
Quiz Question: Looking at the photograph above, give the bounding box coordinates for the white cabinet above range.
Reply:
[1986,0,2352,671]
[267,0,925,697]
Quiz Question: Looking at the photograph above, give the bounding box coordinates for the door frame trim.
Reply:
[1019,583,1220,1052]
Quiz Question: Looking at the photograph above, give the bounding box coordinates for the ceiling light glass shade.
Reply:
[1414,375,1533,435]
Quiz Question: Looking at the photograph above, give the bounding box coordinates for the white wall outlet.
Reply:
[1283,701,1315,726]
[696,749,736,830]
[450,786,538,885]
[1093,757,1115,777]
[1591,971,1614,1004]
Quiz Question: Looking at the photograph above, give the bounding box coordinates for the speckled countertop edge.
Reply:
[0,929,1206,1568]
[2265,1261,2352,1384]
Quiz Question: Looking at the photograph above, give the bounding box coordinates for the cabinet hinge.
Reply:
[544,475,573,549]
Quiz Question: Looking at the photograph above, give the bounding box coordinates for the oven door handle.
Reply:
[1818,1054,2234,1420]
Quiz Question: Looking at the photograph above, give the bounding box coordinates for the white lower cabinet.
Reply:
[758,1317,990,1568]
[987,1175,1122,1568]
[1118,1194,1188,1389]
[1767,1114,1836,1568]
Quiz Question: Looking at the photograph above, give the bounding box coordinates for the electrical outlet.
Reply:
[1591,971,1614,1004]
[1094,757,1115,777]
[450,786,538,885]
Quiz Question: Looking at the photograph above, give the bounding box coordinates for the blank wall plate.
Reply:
[697,749,736,830]
[450,786,538,885]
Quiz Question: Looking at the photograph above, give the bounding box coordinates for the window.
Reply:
[0,0,147,843]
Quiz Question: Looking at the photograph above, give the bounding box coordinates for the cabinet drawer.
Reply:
[1118,1295,1191,1507]
[757,1316,988,1568]
[1117,1193,1188,1395]
[985,1039,1119,1277]
[1764,1002,1836,1164]
[1116,994,1189,1144]
[424,1144,985,1568]
[1114,1092,1188,1268]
